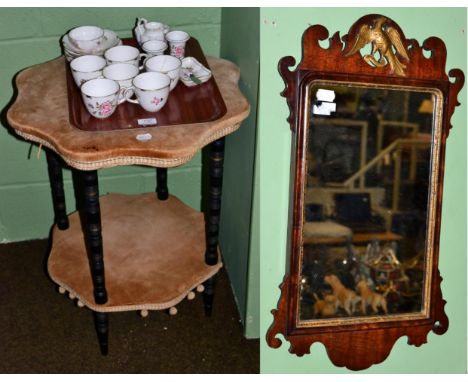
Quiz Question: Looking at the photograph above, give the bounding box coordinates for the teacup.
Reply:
[70,55,107,87]
[81,78,122,119]
[104,45,148,69]
[124,72,171,112]
[69,26,104,51]
[165,31,190,59]
[142,40,168,57]
[144,55,181,91]
[103,63,139,103]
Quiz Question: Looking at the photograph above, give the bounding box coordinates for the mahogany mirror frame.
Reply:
[266,14,464,370]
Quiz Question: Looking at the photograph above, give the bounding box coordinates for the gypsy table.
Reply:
[6,56,249,355]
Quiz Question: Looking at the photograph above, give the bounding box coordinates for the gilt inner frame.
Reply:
[294,79,444,329]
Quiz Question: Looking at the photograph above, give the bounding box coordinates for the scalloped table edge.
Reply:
[7,56,250,170]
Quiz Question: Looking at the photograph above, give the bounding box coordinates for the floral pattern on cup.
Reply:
[124,72,171,112]
[171,45,185,59]
[166,30,190,59]
[86,100,117,117]
[151,97,164,106]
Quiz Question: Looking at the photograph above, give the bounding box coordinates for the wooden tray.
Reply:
[66,38,227,131]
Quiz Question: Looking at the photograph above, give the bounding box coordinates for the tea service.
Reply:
[66,18,211,119]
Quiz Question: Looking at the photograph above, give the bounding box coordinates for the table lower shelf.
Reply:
[48,192,222,313]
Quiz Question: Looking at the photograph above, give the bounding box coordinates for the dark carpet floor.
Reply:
[0,239,259,373]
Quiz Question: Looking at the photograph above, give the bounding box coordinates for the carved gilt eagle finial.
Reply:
[345,17,410,76]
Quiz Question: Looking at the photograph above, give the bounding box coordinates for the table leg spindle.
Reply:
[205,137,225,265]
[79,170,109,355]
[93,311,109,356]
[80,170,108,305]
[46,149,69,230]
[204,137,225,316]
[203,276,216,317]
[156,168,169,200]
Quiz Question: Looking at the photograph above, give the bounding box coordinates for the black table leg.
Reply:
[78,169,109,355]
[80,170,108,305]
[203,277,216,317]
[46,149,69,230]
[156,168,169,200]
[93,311,109,356]
[204,137,225,316]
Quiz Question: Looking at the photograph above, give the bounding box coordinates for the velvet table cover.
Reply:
[7,56,249,169]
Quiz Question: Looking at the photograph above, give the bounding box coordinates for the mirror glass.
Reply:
[299,82,440,323]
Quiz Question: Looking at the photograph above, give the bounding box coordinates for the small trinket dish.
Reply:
[180,57,212,87]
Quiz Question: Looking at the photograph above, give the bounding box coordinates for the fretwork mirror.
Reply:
[266,14,464,370]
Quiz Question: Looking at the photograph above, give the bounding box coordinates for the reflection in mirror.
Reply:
[299,83,437,322]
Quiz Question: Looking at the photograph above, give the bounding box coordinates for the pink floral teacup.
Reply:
[124,72,171,112]
[81,78,122,119]
[165,31,190,59]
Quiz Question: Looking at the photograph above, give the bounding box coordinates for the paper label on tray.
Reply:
[137,118,157,126]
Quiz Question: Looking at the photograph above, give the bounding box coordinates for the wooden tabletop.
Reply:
[6,56,249,170]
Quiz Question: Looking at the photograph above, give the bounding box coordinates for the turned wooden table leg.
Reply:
[204,137,225,316]
[203,277,216,317]
[156,168,169,200]
[77,169,109,355]
[93,311,109,356]
[46,149,69,230]
[80,170,108,304]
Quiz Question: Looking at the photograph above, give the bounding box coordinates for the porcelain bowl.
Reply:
[69,26,105,51]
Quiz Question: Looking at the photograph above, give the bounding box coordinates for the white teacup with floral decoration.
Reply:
[70,55,106,87]
[165,31,190,59]
[68,26,104,51]
[104,45,148,69]
[103,63,139,103]
[81,78,122,119]
[124,72,171,112]
[144,55,181,91]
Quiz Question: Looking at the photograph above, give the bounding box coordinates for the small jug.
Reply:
[135,18,169,44]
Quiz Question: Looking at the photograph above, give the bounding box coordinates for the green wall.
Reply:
[259,8,467,373]
[0,7,221,242]
[220,8,259,338]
